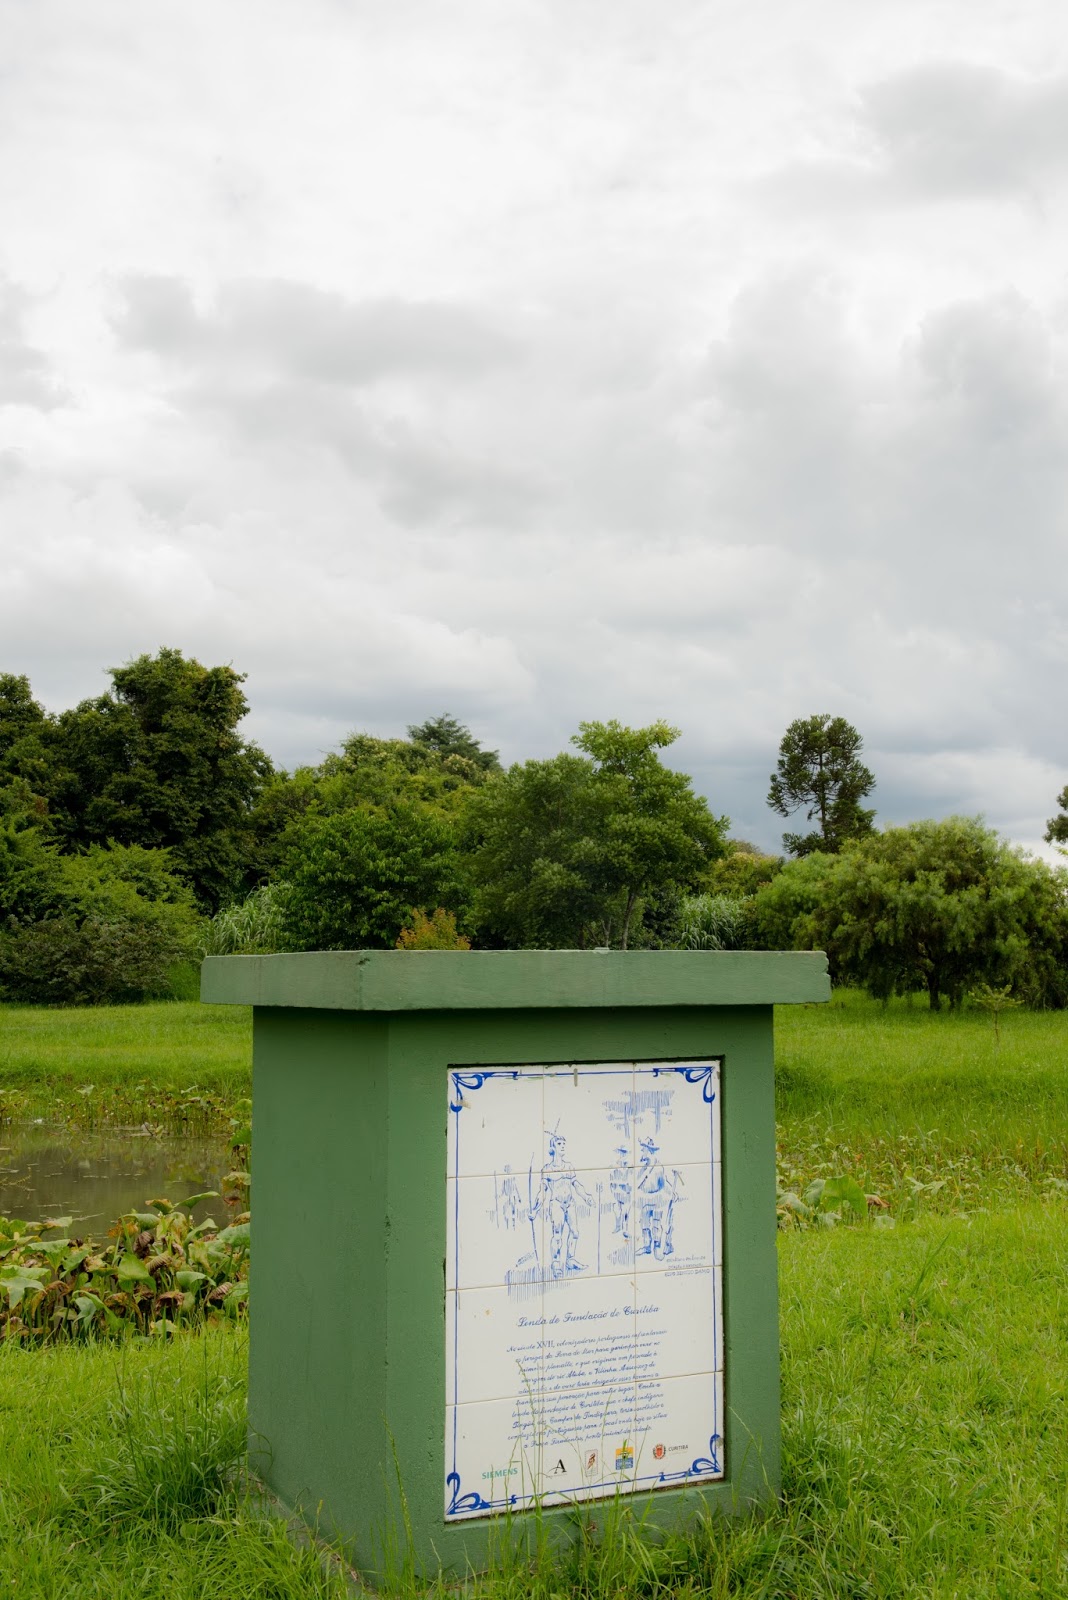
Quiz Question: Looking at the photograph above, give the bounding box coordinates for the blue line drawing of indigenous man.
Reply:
[636,1136,682,1260]
[531,1130,591,1278]
[609,1145,633,1237]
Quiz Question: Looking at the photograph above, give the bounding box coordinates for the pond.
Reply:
[0,1123,236,1232]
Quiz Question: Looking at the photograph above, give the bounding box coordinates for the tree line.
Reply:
[1,649,1065,1009]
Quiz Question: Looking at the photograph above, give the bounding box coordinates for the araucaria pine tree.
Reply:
[767,714,876,857]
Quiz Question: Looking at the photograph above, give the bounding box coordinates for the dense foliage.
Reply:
[1,655,271,912]
[751,817,1068,1009]
[3,652,1066,1006]
[0,829,201,1004]
[468,721,729,948]
[282,803,462,950]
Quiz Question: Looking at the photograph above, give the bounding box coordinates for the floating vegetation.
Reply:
[0,1189,250,1343]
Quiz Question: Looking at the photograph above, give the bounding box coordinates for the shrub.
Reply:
[0,839,201,1004]
[395,907,471,949]
[752,817,1068,1011]
[703,848,782,899]
[200,882,292,956]
[0,914,193,1005]
[676,893,751,951]
[282,804,462,950]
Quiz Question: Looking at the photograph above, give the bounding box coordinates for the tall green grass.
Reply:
[0,1000,251,1129]
[465,1204,1068,1598]
[0,1327,350,1598]
[3,1205,1066,1597]
[776,991,1068,1214]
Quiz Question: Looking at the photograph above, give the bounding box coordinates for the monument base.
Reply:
[200,951,828,1581]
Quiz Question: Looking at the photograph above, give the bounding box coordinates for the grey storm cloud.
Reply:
[754,62,1068,210]
[861,62,1068,198]
[0,281,67,411]
[111,276,539,528]
[115,276,521,384]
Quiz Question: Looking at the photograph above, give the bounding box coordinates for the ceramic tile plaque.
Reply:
[445,1060,723,1520]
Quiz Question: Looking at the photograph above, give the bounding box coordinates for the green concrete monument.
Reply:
[201,949,828,1579]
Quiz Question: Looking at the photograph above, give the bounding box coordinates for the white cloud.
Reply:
[0,0,1066,854]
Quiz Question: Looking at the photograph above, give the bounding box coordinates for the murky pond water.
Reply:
[0,1123,234,1231]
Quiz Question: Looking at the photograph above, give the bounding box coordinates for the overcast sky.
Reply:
[2,0,1066,855]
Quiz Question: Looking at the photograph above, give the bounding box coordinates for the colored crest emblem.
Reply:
[653,1443,666,1460]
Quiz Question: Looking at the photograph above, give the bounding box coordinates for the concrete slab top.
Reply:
[200,948,830,1011]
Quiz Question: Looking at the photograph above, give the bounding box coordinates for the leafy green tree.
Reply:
[0,675,55,816]
[281,804,462,950]
[703,844,782,899]
[467,753,612,948]
[46,649,272,909]
[769,817,1068,1011]
[768,714,876,856]
[0,674,47,764]
[469,721,728,949]
[406,713,500,775]
[54,842,199,924]
[573,720,729,947]
[747,850,840,959]
[248,718,495,882]
[0,810,60,925]
[1046,785,1068,848]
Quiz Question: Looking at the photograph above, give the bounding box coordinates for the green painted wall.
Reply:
[246,1002,785,1579]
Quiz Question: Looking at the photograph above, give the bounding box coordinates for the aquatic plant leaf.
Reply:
[821,1175,868,1218]
[223,1282,248,1315]
[216,1222,250,1247]
[72,1292,105,1324]
[115,1254,153,1284]
[1,1266,48,1307]
[35,1239,72,1263]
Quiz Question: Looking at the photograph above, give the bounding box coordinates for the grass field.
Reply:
[0,1000,251,1130]
[777,991,1068,1214]
[2,992,1067,1595]
[3,1205,1066,1598]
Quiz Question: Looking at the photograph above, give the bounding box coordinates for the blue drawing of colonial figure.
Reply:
[636,1136,682,1260]
[609,1145,632,1237]
[499,1166,522,1230]
[531,1131,591,1277]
